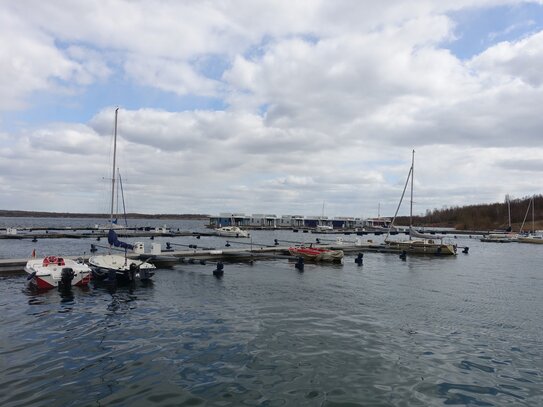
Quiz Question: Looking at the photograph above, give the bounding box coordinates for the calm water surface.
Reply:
[0,218,542,406]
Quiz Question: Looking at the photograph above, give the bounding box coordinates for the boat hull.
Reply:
[517,236,543,244]
[480,233,518,243]
[89,254,156,283]
[386,240,457,255]
[215,227,250,238]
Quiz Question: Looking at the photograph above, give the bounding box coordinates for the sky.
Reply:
[1,0,543,218]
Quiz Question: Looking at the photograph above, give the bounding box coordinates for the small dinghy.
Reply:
[25,256,92,289]
[288,246,344,263]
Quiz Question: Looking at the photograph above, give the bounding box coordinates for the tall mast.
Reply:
[110,107,119,226]
[322,200,325,219]
[506,194,511,228]
[532,196,535,233]
[409,149,415,229]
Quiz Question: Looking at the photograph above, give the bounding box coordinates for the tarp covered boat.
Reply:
[288,246,344,262]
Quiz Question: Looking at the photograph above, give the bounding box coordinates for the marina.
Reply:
[3,2,543,406]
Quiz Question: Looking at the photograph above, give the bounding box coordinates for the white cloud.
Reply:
[125,56,220,97]
[470,30,543,86]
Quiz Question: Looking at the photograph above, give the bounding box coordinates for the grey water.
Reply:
[0,218,542,406]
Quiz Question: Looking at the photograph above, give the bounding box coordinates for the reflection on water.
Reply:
[0,221,542,406]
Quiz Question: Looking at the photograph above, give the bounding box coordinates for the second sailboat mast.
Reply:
[110,107,119,225]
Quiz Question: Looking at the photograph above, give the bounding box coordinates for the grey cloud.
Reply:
[497,159,543,172]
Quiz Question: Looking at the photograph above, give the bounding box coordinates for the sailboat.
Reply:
[517,196,543,244]
[315,201,333,232]
[480,195,518,243]
[385,150,457,255]
[88,108,156,283]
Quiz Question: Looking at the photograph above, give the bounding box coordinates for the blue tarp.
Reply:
[108,229,134,250]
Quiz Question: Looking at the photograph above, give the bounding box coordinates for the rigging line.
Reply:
[519,197,532,234]
[115,168,120,221]
[385,165,413,242]
[118,170,128,228]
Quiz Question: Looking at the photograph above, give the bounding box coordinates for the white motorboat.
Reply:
[215,226,250,238]
[315,224,333,232]
[25,256,91,289]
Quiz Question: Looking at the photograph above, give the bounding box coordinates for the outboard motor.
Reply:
[399,251,407,261]
[59,267,75,288]
[295,256,304,271]
[129,263,138,281]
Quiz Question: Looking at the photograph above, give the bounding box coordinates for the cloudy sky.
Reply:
[1,1,543,218]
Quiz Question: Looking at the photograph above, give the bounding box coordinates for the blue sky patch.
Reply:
[445,2,543,59]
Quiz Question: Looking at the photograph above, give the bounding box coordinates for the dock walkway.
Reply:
[0,243,400,274]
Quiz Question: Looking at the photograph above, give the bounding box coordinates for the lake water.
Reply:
[0,218,542,406]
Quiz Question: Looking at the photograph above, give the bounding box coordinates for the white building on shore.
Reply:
[208,213,389,230]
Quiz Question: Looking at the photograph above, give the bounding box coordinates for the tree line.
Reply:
[0,210,209,220]
[396,194,543,231]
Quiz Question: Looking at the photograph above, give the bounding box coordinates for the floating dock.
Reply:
[0,229,214,240]
[0,226,489,241]
[0,242,412,274]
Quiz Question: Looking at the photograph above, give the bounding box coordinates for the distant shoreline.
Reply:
[0,210,210,220]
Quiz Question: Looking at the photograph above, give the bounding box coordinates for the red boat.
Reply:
[288,246,344,263]
[25,256,92,289]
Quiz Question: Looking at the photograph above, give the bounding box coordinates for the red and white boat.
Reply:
[25,256,92,289]
[288,246,344,263]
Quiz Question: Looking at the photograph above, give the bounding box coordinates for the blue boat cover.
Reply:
[108,229,134,250]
